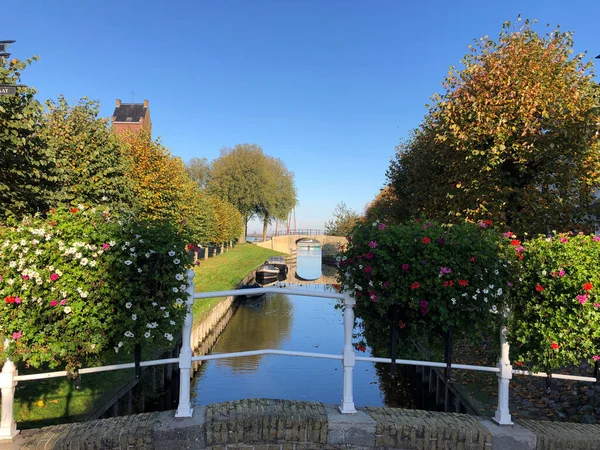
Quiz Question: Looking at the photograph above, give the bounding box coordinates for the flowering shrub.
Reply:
[509,232,600,371]
[0,206,191,370]
[337,219,514,353]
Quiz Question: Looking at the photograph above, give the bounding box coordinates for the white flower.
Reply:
[541,270,547,276]
[64,307,72,314]
[62,291,68,298]
[168,251,176,257]
[80,258,89,266]
[180,284,186,290]
[152,302,158,306]
[102,196,108,201]
[89,260,97,267]
[78,204,84,210]
[160,306,166,310]
[125,241,130,246]
[172,287,179,293]
[131,253,137,257]
[372,222,378,227]
[146,322,158,329]
[164,333,174,341]
[124,331,134,338]
[451,298,457,305]
[175,298,183,305]
[483,289,489,294]
[118,341,123,347]
[139,239,144,243]
[173,259,180,265]
[9,261,16,268]
[80,291,88,298]
[176,274,184,281]
[114,346,119,353]
[144,331,151,338]
[164,311,169,318]
[132,314,137,320]
[124,260,133,265]
[169,320,176,325]
[137,268,142,273]
[145,252,151,258]
[358,264,363,270]
[130,247,135,252]
[490,305,498,314]
[125,302,132,309]
[109,241,116,246]
[497,288,503,296]
[494,270,499,275]
[75,252,82,259]
[135,234,141,239]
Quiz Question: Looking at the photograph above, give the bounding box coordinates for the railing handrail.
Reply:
[1,271,598,439]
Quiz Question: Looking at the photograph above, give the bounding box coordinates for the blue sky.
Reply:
[4,1,599,233]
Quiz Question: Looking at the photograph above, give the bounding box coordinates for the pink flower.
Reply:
[365,266,372,274]
[50,300,58,307]
[594,303,599,308]
[12,331,22,340]
[507,282,513,287]
[369,291,377,302]
[14,297,21,304]
[368,241,378,249]
[402,264,409,271]
[366,252,374,259]
[60,299,67,306]
[383,281,390,288]
[593,236,600,242]
[22,275,29,280]
[50,273,59,281]
[439,267,452,276]
[102,243,110,250]
[577,294,588,305]
[560,237,568,243]
[378,223,386,230]
[594,355,600,361]
[503,231,513,238]
[558,270,565,277]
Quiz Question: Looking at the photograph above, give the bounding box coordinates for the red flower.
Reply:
[364,266,372,274]
[70,208,78,213]
[365,252,374,259]
[5,295,15,304]
[583,282,593,291]
[355,344,367,352]
[517,253,524,260]
[510,239,521,247]
[470,256,475,263]
[535,284,544,292]
[411,282,420,290]
[457,279,468,287]
[516,361,523,367]
[399,320,406,329]
[421,237,431,244]
[443,280,454,288]
[550,342,559,350]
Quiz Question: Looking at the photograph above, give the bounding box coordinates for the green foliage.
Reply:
[185,157,211,190]
[207,144,267,233]
[257,156,297,239]
[324,202,361,236]
[0,207,191,371]
[338,219,514,354]
[509,232,600,371]
[0,54,54,221]
[44,96,135,209]
[387,19,600,236]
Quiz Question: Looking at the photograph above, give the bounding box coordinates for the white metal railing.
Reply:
[1,269,598,439]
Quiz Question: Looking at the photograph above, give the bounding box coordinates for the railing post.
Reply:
[0,358,19,439]
[175,269,195,418]
[493,321,513,425]
[340,292,357,414]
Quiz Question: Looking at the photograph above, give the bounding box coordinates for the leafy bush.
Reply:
[509,232,600,371]
[0,206,191,371]
[338,219,514,354]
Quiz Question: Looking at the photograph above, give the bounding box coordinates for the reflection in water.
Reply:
[192,282,416,408]
[213,293,293,373]
[295,246,322,280]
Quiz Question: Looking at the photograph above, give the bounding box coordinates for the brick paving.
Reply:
[2,398,600,449]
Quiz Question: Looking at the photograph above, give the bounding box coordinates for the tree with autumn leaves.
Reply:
[386,18,600,236]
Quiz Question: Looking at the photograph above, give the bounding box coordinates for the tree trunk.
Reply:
[262,215,270,241]
[240,214,248,243]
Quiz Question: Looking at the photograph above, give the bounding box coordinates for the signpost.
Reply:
[0,85,16,96]
[0,40,15,58]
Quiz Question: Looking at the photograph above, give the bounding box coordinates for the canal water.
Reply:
[191,247,416,408]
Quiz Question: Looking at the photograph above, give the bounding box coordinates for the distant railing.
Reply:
[1,270,598,440]
[248,229,326,239]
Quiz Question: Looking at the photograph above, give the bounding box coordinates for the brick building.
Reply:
[111,99,152,136]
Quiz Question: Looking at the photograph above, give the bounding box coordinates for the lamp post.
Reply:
[0,40,15,59]
[0,40,17,97]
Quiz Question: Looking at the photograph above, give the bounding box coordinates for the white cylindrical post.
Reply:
[339,292,357,414]
[175,269,195,418]
[0,358,19,439]
[493,322,513,425]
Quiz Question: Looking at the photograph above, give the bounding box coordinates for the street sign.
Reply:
[0,85,16,96]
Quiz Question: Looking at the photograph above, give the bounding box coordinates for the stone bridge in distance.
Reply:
[254,231,346,256]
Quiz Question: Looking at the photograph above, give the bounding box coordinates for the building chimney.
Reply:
[116,99,121,107]
[143,99,149,108]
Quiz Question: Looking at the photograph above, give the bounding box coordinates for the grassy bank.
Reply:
[9,242,284,429]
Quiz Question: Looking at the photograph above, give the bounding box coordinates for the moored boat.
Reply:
[268,256,289,276]
[255,262,279,284]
